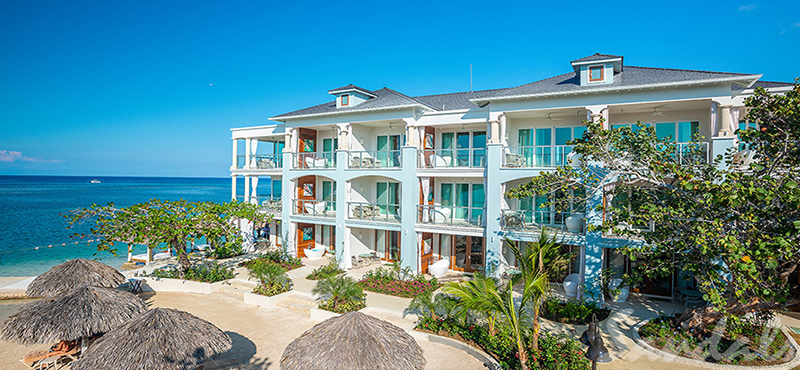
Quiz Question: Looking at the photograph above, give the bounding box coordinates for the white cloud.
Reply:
[738,4,756,11]
[794,22,800,28]
[0,150,64,163]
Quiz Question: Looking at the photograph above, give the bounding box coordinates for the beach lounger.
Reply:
[21,340,79,369]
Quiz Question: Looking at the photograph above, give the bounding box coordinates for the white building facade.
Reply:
[229,54,793,300]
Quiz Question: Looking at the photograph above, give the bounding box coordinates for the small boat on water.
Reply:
[90,179,101,184]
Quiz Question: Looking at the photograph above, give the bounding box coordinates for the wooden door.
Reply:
[297,175,315,214]
[298,128,316,167]
[451,235,484,273]
[420,233,433,274]
[296,223,314,258]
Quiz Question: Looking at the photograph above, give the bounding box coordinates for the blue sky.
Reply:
[1,0,797,177]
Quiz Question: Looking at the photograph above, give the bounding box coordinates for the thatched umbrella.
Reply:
[1,286,147,346]
[280,311,425,370]
[71,308,232,370]
[26,258,126,297]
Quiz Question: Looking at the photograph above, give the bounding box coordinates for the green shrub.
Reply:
[247,259,292,296]
[150,262,234,283]
[541,298,610,324]
[306,259,344,280]
[312,275,365,313]
[414,317,590,370]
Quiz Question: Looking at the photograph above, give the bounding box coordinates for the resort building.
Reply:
[229,53,794,300]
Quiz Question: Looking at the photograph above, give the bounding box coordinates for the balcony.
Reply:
[250,196,282,215]
[501,209,580,232]
[502,146,573,168]
[347,201,400,223]
[292,199,336,218]
[348,150,401,169]
[292,152,336,169]
[417,205,483,227]
[417,149,486,168]
[672,142,709,164]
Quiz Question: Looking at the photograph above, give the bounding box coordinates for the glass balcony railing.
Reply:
[250,196,282,214]
[235,155,247,169]
[292,152,336,169]
[292,199,336,217]
[348,151,401,169]
[417,148,486,168]
[673,142,709,165]
[417,205,483,227]
[501,209,578,231]
[252,154,283,169]
[502,146,573,168]
[347,201,400,222]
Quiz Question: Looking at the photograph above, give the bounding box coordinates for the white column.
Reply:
[337,123,351,150]
[403,118,418,147]
[284,130,293,152]
[719,105,734,137]
[244,139,252,169]
[488,119,500,144]
[498,113,507,145]
[585,105,609,128]
[232,139,238,169]
[231,175,237,201]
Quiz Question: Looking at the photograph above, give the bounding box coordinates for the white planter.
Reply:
[565,213,584,233]
[563,273,580,298]
[608,278,629,303]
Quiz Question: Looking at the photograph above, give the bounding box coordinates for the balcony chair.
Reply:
[304,156,327,168]
[431,154,452,167]
[257,158,276,169]
[504,212,524,230]
[432,207,452,224]
[504,153,524,167]
[303,201,326,216]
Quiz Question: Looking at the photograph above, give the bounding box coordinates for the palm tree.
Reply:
[312,275,364,311]
[248,260,290,291]
[444,272,549,370]
[507,227,572,278]
[407,290,438,320]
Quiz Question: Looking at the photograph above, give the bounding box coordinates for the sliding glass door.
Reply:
[376,182,400,219]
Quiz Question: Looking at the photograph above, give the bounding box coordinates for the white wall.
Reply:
[349,227,374,256]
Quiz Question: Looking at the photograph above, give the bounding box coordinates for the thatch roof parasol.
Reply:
[280,311,425,370]
[26,258,126,297]
[1,286,147,345]
[71,307,232,370]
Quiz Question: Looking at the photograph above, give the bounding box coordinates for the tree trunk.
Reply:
[517,341,529,370]
[531,310,540,353]
[173,240,191,277]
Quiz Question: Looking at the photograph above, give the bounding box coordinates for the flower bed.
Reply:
[358,267,438,298]
[416,317,590,370]
[540,298,610,324]
[306,260,344,280]
[639,315,795,366]
[149,262,234,283]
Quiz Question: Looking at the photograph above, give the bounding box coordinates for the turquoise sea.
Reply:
[0,176,248,277]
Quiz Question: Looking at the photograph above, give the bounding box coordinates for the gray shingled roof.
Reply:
[571,53,623,63]
[327,84,376,97]
[473,66,760,102]
[748,80,795,89]
[272,87,435,120]
[272,65,769,120]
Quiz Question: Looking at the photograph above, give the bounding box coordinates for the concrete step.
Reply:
[276,294,317,315]
[226,278,259,291]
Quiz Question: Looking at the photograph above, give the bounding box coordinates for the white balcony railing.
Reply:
[417,148,486,168]
[292,199,336,217]
[348,150,401,169]
[417,204,483,227]
[292,152,336,169]
[347,201,400,222]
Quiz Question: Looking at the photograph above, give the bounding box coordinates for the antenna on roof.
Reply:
[470,64,473,92]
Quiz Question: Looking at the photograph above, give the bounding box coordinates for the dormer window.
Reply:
[341,94,349,106]
[589,66,604,82]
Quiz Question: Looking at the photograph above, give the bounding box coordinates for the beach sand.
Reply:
[0,291,486,370]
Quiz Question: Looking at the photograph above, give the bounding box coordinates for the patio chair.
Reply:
[350,156,362,168]
[351,255,364,269]
[21,340,79,369]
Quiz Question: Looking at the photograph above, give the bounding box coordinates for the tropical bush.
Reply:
[306,258,344,280]
[243,247,303,271]
[149,261,234,283]
[206,240,244,259]
[359,264,438,298]
[415,316,589,370]
[639,314,793,365]
[312,275,366,313]
[246,258,292,296]
[541,298,610,324]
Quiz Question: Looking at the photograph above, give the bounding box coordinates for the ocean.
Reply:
[0,176,250,277]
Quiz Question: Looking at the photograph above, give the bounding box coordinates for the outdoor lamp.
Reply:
[579,314,597,345]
